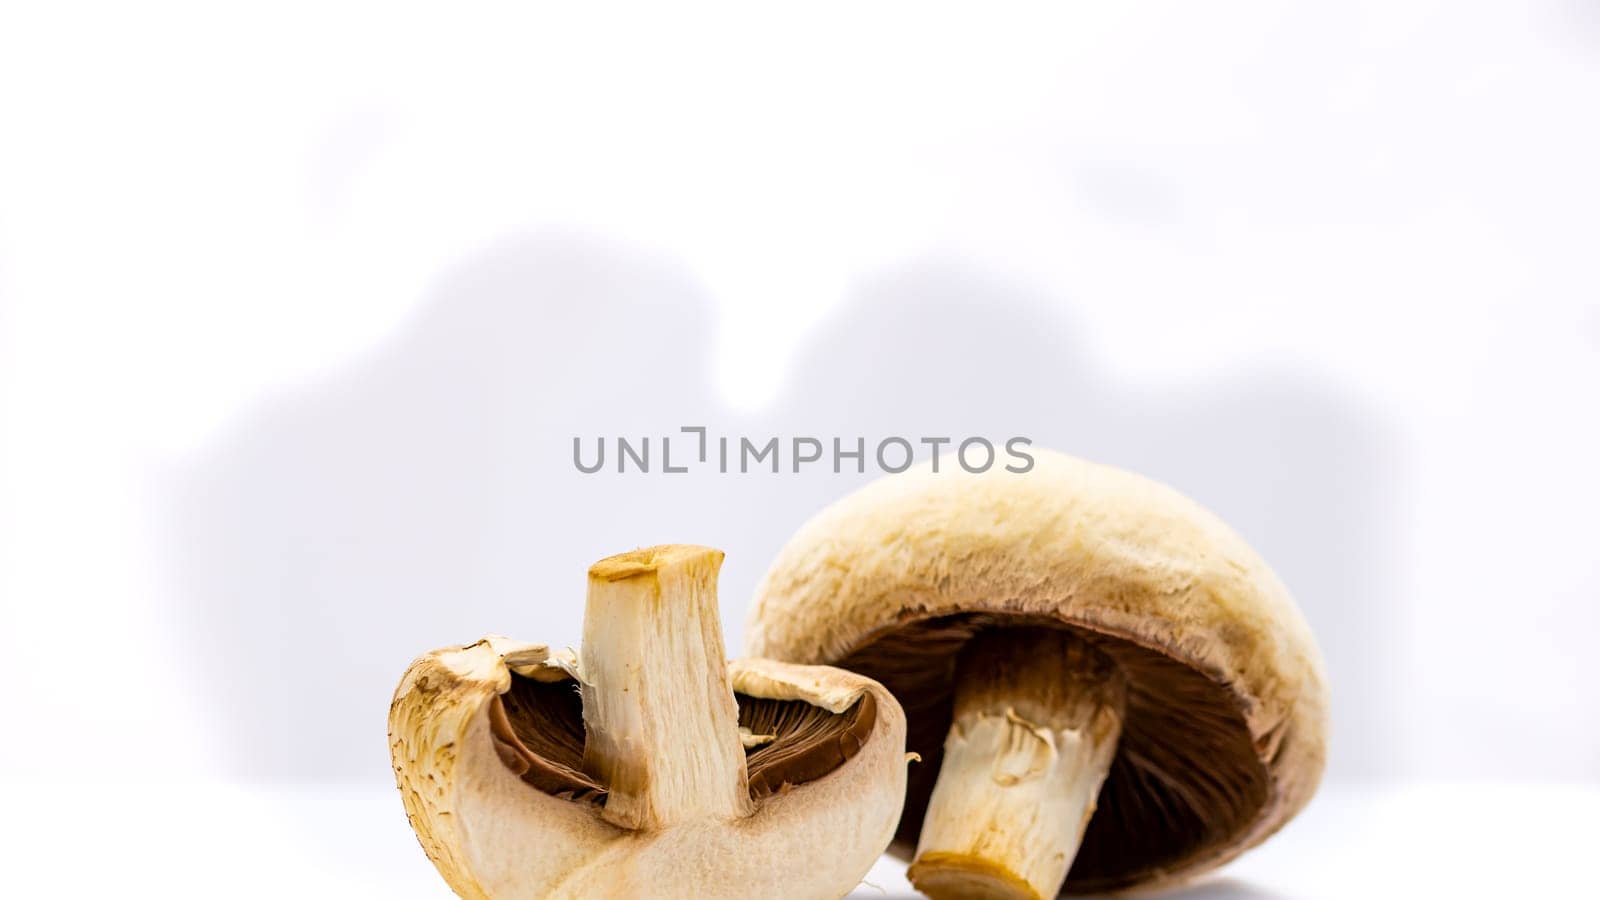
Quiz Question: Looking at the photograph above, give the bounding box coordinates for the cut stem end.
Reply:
[910,629,1126,900]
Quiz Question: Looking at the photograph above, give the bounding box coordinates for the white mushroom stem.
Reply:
[909,630,1127,900]
[579,545,753,830]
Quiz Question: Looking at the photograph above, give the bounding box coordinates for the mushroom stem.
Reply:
[908,630,1126,900]
[579,545,753,830]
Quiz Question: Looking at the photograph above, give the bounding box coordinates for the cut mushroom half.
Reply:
[388,545,908,900]
[749,451,1329,898]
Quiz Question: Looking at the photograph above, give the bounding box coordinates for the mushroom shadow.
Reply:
[1157,877,1290,899]
[168,231,748,778]
[750,260,1402,781]
[167,245,1398,784]
[846,877,1286,900]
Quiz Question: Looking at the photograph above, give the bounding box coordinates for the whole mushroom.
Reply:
[389,545,909,899]
[748,451,1328,898]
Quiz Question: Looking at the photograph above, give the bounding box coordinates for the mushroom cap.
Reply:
[388,637,908,900]
[748,450,1328,894]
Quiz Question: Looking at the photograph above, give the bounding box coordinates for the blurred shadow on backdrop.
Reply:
[757,260,1400,780]
[172,232,749,778]
[172,246,1396,782]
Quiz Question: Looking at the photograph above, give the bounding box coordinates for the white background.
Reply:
[1,1,1596,896]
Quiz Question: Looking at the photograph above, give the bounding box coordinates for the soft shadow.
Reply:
[170,232,738,777]
[845,875,1283,898]
[757,259,1402,780]
[169,247,1397,784]
[1156,876,1289,899]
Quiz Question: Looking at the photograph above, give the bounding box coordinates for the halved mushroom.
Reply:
[749,451,1328,898]
[389,545,909,899]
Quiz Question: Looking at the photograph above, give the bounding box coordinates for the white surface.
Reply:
[3,780,1590,897]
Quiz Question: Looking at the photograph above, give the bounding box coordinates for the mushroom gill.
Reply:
[834,613,1271,895]
[744,693,877,799]
[490,675,602,801]
[487,670,878,806]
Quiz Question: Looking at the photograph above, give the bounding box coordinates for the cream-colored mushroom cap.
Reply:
[749,451,1328,896]
[390,546,909,899]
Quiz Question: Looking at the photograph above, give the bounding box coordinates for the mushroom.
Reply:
[748,451,1328,898]
[389,545,909,899]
